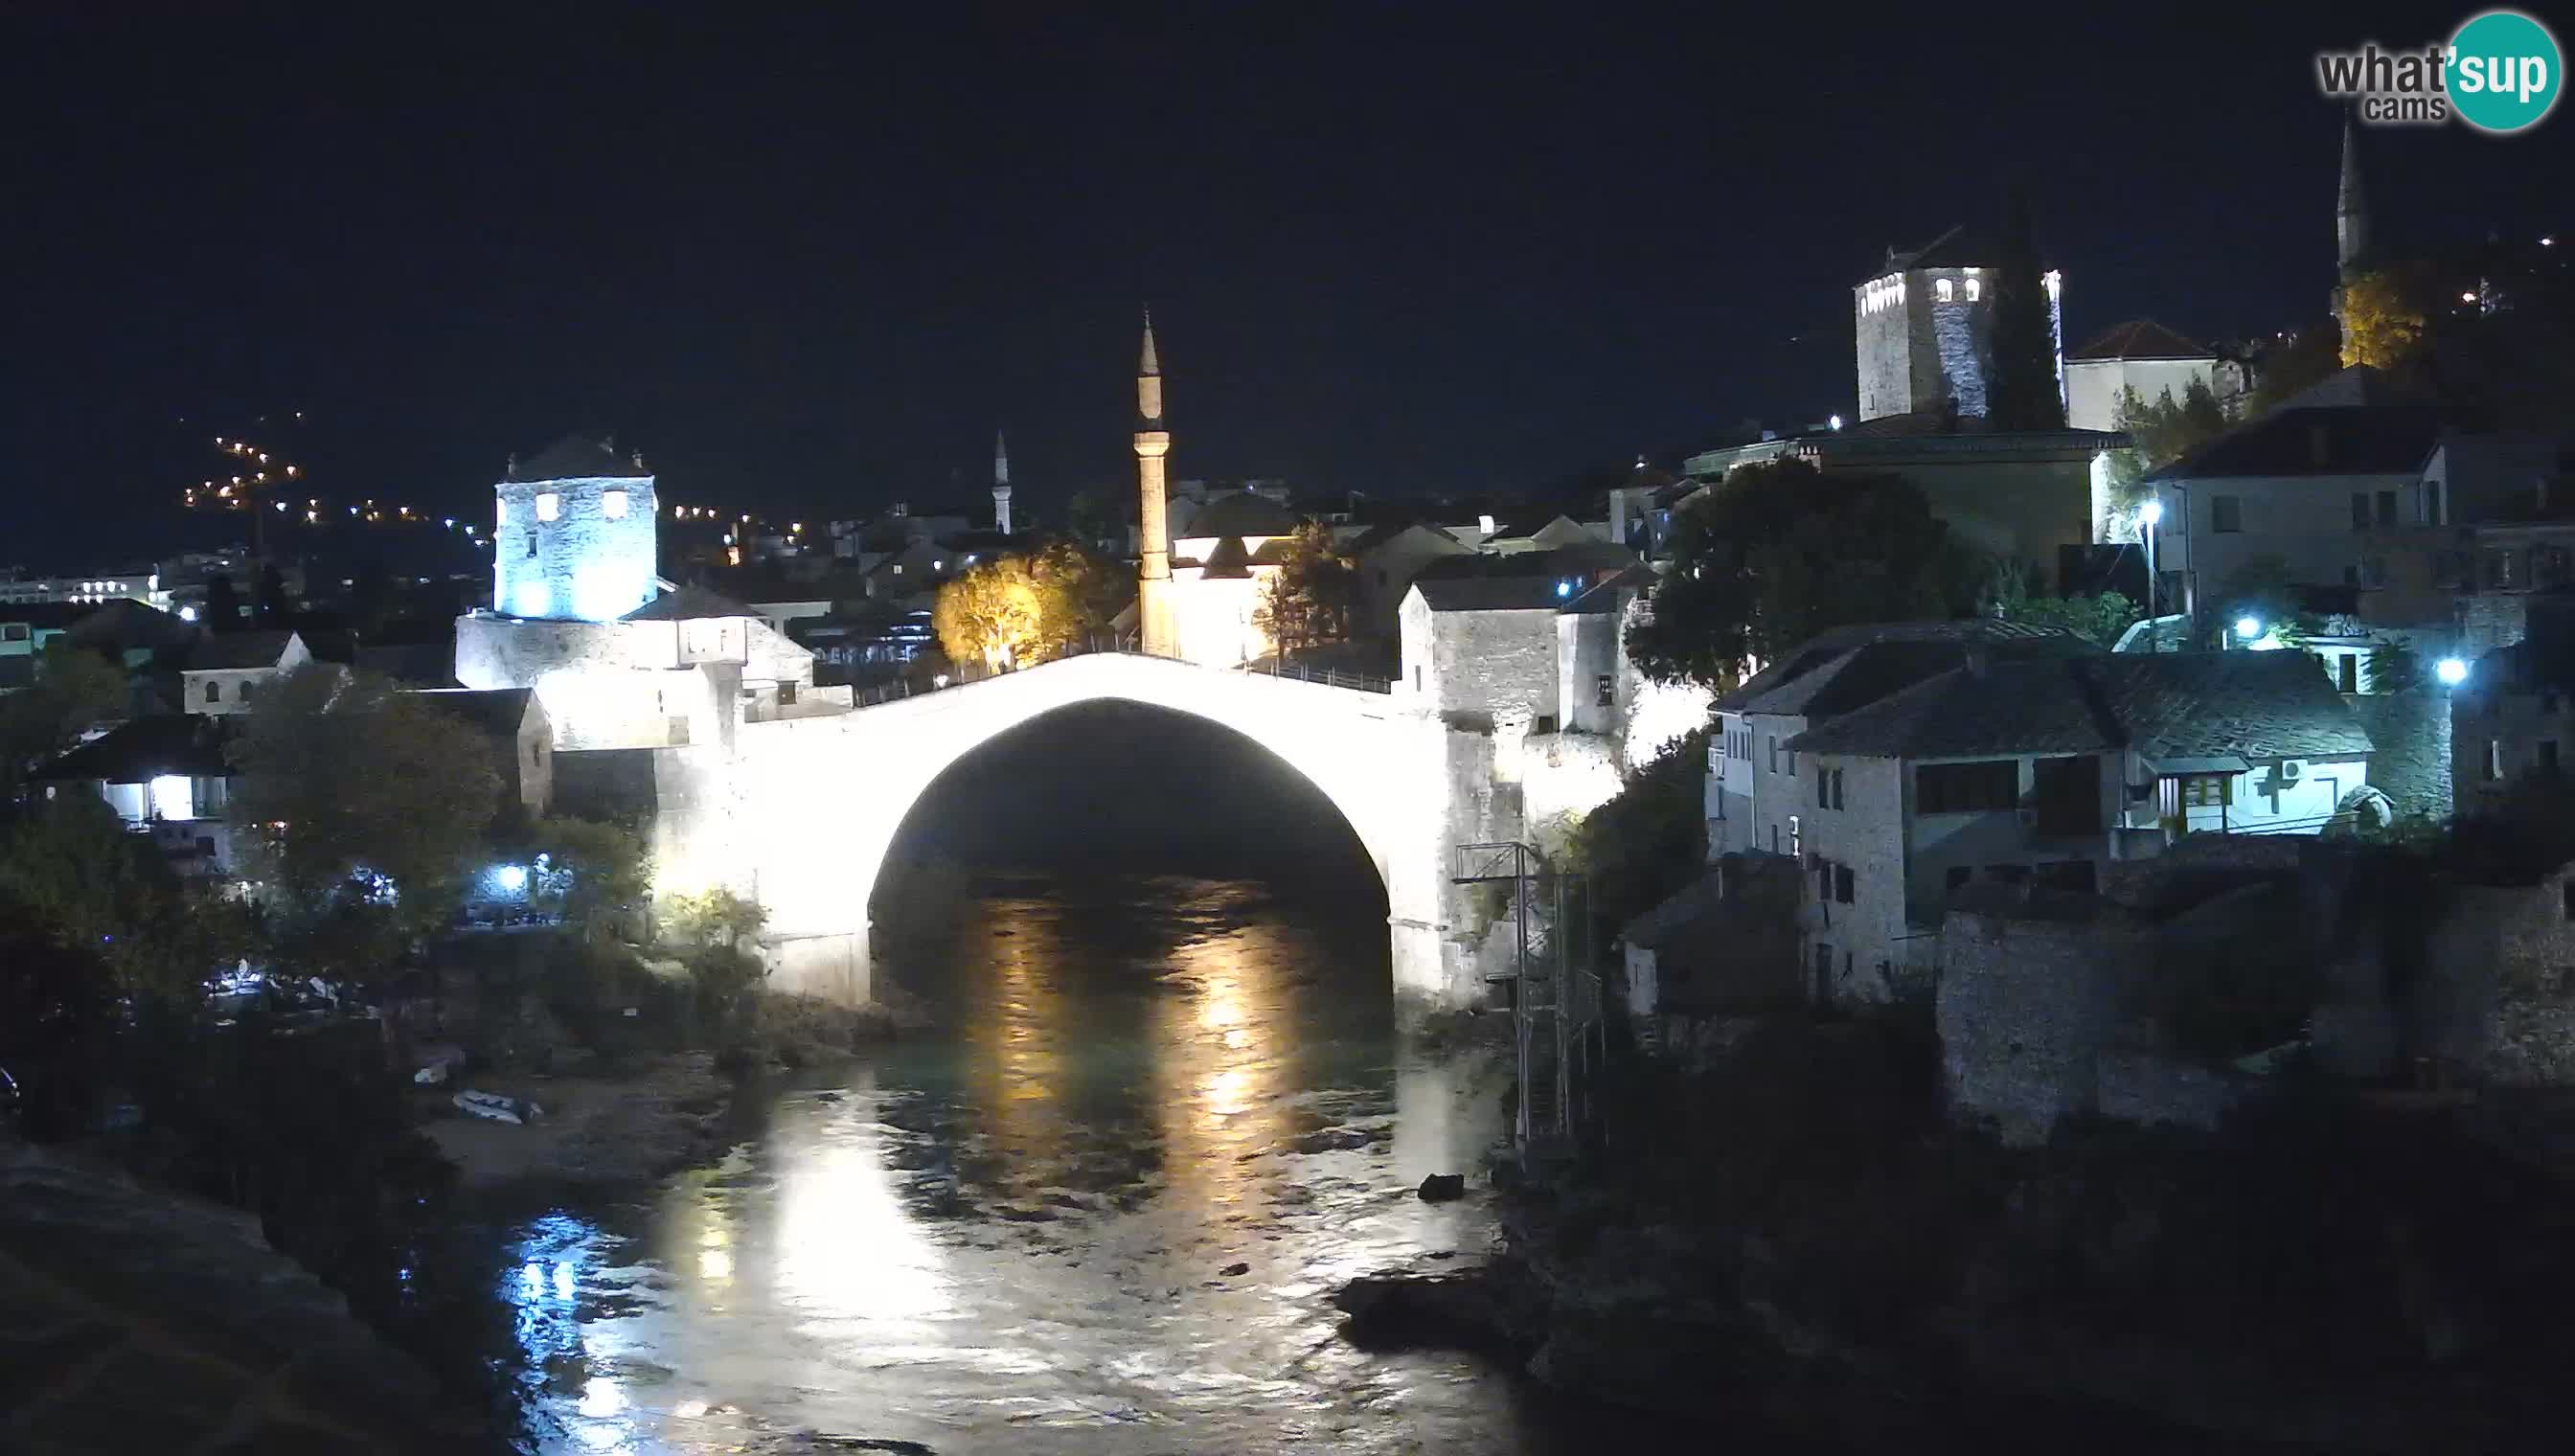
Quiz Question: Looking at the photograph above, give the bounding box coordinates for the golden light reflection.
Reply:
[1151,920,1298,1212]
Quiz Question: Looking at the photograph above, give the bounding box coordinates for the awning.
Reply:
[2150,755,2250,776]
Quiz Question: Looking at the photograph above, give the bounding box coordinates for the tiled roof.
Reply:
[1871,223,2003,277]
[1197,535,1255,580]
[1786,650,2372,762]
[2144,405,2468,481]
[511,435,649,481]
[35,715,237,784]
[1412,577,1565,612]
[621,585,758,622]
[2068,319,2215,362]
[1713,619,2088,713]
[185,629,300,671]
[1180,490,1300,539]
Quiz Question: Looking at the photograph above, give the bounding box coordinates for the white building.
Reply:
[493,436,659,624]
[1348,522,1472,643]
[34,715,240,877]
[1786,649,2372,1005]
[1163,489,1300,669]
[181,629,310,715]
[2062,320,2218,433]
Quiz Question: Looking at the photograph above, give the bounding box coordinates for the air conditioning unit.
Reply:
[2279,760,2303,783]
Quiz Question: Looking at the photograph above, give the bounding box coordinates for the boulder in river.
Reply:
[1417,1172,1466,1202]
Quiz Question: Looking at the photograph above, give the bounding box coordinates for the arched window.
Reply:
[536,492,561,522]
[1936,278,1955,302]
[1966,278,1982,302]
[603,489,629,520]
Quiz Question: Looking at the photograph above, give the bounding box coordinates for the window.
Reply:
[1831,768,1844,809]
[2338,654,2359,694]
[2485,739,2503,783]
[2377,490,2398,528]
[2211,495,2243,534]
[2180,774,2233,807]
[203,679,221,704]
[1816,767,1830,808]
[1534,715,1558,735]
[0,624,25,642]
[2425,482,2443,525]
[536,492,561,522]
[1769,824,1779,853]
[2351,492,2371,531]
[1834,864,1854,903]
[603,489,629,520]
[1766,737,1777,772]
[1965,277,1982,302]
[778,681,798,707]
[1593,673,1614,708]
[1413,666,1423,691]
[1936,278,1955,302]
[525,532,538,557]
[1916,760,2018,814]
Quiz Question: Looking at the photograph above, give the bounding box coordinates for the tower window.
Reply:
[1936,279,1955,302]
[496,499,508,528]
[1965,278,1982,302]
[536,492,561,522]
[603,489,628,520]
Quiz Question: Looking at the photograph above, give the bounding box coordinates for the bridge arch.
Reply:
[721,654,1458,1009]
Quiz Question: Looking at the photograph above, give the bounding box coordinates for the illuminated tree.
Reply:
[2339,269,2427,369]
[932,557,1047,672]
[1254,523,1359,662]
[1027,538,1124,658]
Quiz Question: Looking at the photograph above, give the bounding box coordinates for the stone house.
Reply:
[2062,319,2219,434]
[1397,546,1637,729]
[1620,853,1803,1025]
[180,629,310,715]
[1787,649,2372,1005]
[33,715,241,877]
[2452,593,2575,806]
[407,687,553,823]
[492,435,659,624]
[1706,620,2096,863]
[1348,521,1471,643]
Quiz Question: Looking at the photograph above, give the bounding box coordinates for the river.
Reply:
[469,873,1685,1453]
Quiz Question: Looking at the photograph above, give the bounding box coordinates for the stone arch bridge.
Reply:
[720,653,1477,1011]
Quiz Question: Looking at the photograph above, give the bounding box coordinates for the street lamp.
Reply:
[2139,499,2163,651]
[2235,616,2264,643]
[2436,656,2470,687]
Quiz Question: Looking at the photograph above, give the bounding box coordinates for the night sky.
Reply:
[8,3,2569,562]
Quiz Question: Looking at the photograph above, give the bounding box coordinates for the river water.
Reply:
[478,874,1674,1454]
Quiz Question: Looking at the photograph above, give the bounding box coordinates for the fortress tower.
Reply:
[492,435,659,622]
[1133,311,1176,657]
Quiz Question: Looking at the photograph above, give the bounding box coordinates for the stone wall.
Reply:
[1936,904,2149,1147]
[2425,876,2575,1086]
[1427,606,1561,724]
[493,472,658,623]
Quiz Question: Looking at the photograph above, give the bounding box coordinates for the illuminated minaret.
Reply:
[1133,310,1176,657]
[991,428,1014,535]
[2336,110,2371,282]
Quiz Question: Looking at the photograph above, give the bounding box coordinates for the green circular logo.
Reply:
[2449,10,2563,133]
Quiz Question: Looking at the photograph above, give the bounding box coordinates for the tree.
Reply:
[519,816,650,945]
[932,557,1047,672]
[2246,322,2344,417]
[661,886,766,949]
[2117,379,2226,469]
[1064,485,1124,551]
[1569,729,1712,934]
[1984,190,2066,431]
[0,640,127,795]
[1992,581,2142,648]
[2339,268,2427,370]
[254,562,291,627]
[202,573,243,632]
[1028,537,1124,658]
[1254,522,1359,662]
[226,666,502,987]
[1628,459,1973,692]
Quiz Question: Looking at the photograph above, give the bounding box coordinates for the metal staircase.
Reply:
[1452,841,1604,1165]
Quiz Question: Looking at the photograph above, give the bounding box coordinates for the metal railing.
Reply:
[1247,658,1393,694]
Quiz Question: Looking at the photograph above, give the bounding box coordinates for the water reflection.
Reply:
[489,876,1604,1454]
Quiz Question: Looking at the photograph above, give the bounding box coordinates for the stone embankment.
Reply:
[0,1142,496,1455]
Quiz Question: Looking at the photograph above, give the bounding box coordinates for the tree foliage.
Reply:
[1992,583,2143,648]
[0,640,127,794]
[662,886,767,949]
[2118,379,2227,469]
[2339,268,2427,371]
[1254,522,1359,661]
[2246,321,2344,417]
[226,665,501,973]
[512,815,650,944]
[1569,728,1711,934]
[0,792,249,1003]
[931,542,1119,671]
[1984,190,2066,431]
[1627,459,1973,691]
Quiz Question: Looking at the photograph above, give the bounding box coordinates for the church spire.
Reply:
[2336,110,2371,280]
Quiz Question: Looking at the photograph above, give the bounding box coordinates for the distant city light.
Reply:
[2436,656,2470,687]
[2544,237,2558,247]
[2139,499,2163,527]
[2235,616,2263,640]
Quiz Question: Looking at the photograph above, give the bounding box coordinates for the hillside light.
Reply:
[2235,616,2263,641]
[2436,656,2470,687]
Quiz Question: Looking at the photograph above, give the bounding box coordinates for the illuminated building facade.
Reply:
[494,435,661,624]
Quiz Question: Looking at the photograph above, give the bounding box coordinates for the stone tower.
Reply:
[492,434,658,622]
[991,428,1014,535]
[1133,311,1176,657]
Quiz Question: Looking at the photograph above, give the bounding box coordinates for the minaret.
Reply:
[2336,111,2371,282]
[1133,310,1176,658]
[991,428,1014,535]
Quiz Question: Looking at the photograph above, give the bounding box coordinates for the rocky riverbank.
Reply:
[421,1050,741,1193]
[1335,1018,2575,1451]
[0,1141,495,1455]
